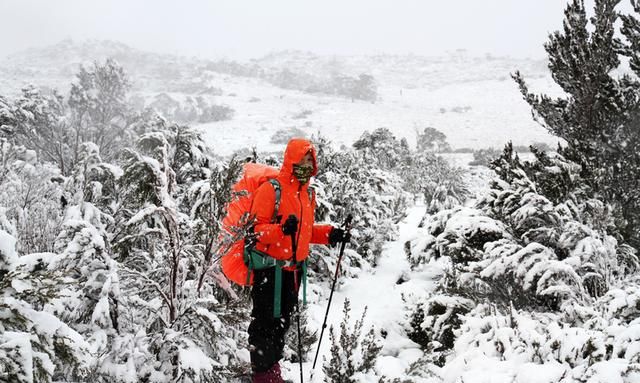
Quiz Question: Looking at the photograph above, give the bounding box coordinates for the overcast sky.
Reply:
[0,0,579,60]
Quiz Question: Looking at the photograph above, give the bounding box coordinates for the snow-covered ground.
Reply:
[196,74,561,157]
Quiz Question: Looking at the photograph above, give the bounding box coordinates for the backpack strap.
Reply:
[307,185,315,206]
[268,179,282,223]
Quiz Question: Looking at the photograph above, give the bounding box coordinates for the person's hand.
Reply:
[328,227,351,246]
[282,215,299,236]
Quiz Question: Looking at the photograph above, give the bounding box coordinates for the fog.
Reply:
[1,0,574,59]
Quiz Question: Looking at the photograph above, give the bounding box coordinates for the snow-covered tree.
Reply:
[68,59,134,163]
[350,74,377,103]
[7,86,76,175]
[0,207,89,382]
[111,128,244,381]
[314,134,408,267]
[514,0,640,248]
[0,138,64,254]
[416,127,451,153]
[352,127,410,170]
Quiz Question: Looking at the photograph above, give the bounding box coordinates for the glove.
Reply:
[282,215,299,236]
[328,227,351,246]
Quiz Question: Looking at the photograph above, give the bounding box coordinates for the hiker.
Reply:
[247,138,349,382]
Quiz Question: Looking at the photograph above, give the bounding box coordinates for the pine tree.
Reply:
[513,0,640,247]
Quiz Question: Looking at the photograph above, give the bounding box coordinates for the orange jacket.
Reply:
[250,138,333,262]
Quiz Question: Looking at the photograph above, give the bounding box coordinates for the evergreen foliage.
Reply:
[323,299,382,383]
[514,0,640,248]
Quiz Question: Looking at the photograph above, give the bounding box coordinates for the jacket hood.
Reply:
[280,138,318,180]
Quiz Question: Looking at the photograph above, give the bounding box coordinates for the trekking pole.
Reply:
[312,214,353,370]
[288,217,305,383]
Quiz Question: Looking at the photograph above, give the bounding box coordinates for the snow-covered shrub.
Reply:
[407,208,507,268]
[164,95,234,124]
[402,153,470,215]
[167,124,210,185]
[284,307,318,363]
[267,69,377,102]
[313,134,408,267]
[468,147,501,167]
[0,138,65,254]
[270,126,307,144]
[407,295,475,360]
[180,154,244,295]
[1,65,250,382]
[4,60,137,176]
[0,211,89,382]
[7,86,76,175]
[323,299,382,383]
[440,298,640,383]
[404,138,638,376]
[110,129,247,381]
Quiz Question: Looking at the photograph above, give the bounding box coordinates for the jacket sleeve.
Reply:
[250,182,284,245]
[311,224,333,245]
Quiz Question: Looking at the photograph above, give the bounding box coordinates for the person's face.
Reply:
[292,151,314,184]
[297,152,314,168]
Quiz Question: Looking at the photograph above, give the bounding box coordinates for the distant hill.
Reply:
[0,40,560,154]
[0,39,208,95]
[0,40,550,95]
[253,49,549,90]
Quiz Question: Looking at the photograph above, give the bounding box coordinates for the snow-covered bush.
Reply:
[323,299,382,383]
[403,153,470,215]
[0,209,89,382]
[313,134,408,268]
[267,68,378,102]
[1,63,250,382]
[440,296,640,383]
[284,307,318,363]
[405,142,639,381]
[468,147,501,167]
[270,126,307,144]
[407,295,475,361]
[0,139,65,254]
[164,95,233,124]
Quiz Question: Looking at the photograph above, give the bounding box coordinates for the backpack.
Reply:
[220,162,280,286]
[220,162,313,317]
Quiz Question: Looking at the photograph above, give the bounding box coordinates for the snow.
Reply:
[583,359,629,383]
[195,73,559,158]
[179,344,216,372]
[0,331,35,382]
[283,203,438,382]
[0,229,18,267]
[2,41,638,383]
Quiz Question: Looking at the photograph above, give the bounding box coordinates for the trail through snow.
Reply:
[282,203,443,382]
